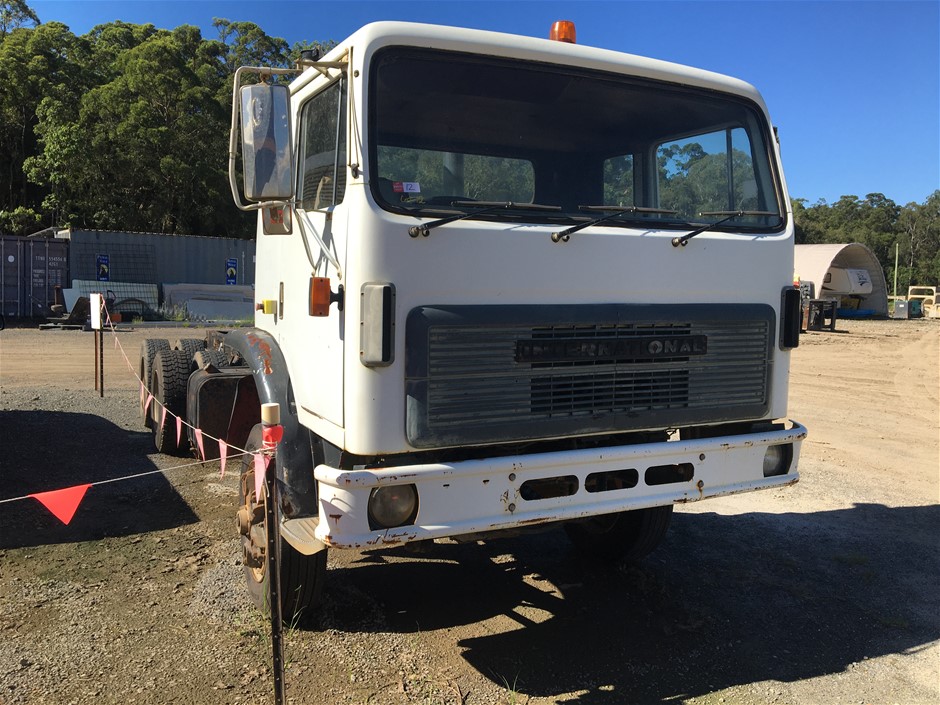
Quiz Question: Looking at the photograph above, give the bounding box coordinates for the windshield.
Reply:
[369,47,783,231]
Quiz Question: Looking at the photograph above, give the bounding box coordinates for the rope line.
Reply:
[0,451,253,505]
[1,306,263,506]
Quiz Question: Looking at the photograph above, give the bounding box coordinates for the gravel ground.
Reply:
[0,320,937,705]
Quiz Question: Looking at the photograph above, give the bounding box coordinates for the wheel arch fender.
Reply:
[222,328,318,519]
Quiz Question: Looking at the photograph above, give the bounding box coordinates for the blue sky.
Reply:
[30,0,940,206]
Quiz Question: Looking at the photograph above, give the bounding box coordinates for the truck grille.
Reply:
[405,305,774,448]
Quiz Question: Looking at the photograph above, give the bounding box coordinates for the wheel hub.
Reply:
[239,473,268,581]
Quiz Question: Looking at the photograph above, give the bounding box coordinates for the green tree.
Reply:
[0,205,41,235]
[899,190,940,287]
[0,20,90,222]
[792,192,940,288]
[213,18,290,72]
[24,19,283,236]
[0,0,38,37]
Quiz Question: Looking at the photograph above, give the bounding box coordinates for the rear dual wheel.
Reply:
[191,347,229,372]
[139,339,170,428]
[149,349,191,455]
[174,337,206,358]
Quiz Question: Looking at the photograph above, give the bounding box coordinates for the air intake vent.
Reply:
[405,304,774,448]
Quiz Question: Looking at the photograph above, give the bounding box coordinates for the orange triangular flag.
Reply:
[30,484,92,525]
[219,440,228,478]
[254,453,266,501]
[194,428,205,461]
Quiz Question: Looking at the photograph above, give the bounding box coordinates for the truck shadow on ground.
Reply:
[0,410,199,548]
[321,502,939,703]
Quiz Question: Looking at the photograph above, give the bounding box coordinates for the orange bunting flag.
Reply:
[253,453,266,501]
[160,405,167,433]
[194,428,205,461]
[145,392,153,417]
[176,416,183,446]
[219,440,228,478]
[30,484,92,525]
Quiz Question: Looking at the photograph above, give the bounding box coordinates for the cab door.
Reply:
[285,75,349,428]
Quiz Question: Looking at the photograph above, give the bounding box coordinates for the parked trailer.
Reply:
[139,20,806,622]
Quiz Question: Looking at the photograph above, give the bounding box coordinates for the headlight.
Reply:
[368,484,418,529]
[763,444,793,477]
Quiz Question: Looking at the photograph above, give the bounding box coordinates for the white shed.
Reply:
[794,243,888,316]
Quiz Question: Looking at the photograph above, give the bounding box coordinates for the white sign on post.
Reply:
[90,292,103,330]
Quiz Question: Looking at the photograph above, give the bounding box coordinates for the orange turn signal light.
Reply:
[309,277,344,316]
[549,20,576,44]
[309,277,331,317]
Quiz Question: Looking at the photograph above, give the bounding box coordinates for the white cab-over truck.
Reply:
[140,20,806,620]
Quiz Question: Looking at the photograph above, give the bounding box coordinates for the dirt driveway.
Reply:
[0,319,937,704]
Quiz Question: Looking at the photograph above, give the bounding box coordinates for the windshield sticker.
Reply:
[393,182,421,194]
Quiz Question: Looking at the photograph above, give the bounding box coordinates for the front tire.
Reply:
[565,505,673,561]
[237,424,327,624]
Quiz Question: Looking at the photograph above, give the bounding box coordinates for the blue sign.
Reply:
[96,254,110,282]
[225,258,237,285]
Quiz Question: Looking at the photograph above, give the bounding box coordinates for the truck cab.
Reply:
[151,21,806,619]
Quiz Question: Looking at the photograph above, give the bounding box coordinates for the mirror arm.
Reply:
[296,207,343,280]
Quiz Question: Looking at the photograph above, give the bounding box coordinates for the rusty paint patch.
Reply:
[328,513,341,522]
[245,332,274,375]
[381,533,417,545]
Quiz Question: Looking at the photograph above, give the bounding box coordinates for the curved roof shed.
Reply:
[794,243,888,315]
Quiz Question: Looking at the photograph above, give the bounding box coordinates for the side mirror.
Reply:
[240,83,293,201]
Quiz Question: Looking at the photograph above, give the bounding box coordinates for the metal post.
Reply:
[94,330,99,392]
[261,402,285,705]
[893,242,899,300]
[98,322,104,398]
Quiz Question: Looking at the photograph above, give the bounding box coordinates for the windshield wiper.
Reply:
[671,210,781,247]
[551,206,678,243]
[408,200,562,238]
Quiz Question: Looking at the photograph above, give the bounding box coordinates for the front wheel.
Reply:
[564,505,673,561]
[237,424,327,624]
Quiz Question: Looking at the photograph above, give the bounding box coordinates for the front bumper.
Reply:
[313,421,806,549]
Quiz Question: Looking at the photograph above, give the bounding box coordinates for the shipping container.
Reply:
[26,238,69,316]
[1,237,24,317]
[0,236,70,318]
